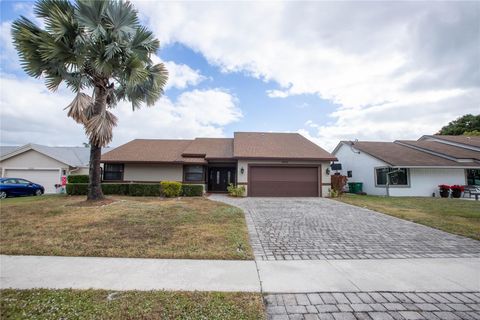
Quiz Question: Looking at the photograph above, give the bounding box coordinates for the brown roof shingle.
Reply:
[344,141,479,167]
[420,135,480,148]
[101,139,206,164]
[396,140,480,161]
[182,138,234,159]
[234,132,336,160]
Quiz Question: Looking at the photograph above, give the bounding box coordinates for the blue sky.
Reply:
[1,1,478,150]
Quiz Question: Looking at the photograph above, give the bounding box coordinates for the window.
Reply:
[347,170,352,178]
[376,167,409,186]
[17,179,31,185]
[467,169,480,185]
[103,163,124,181]
[184,165,204,182]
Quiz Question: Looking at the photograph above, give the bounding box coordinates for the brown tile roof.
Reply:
[234,132,336,160]
[344,141,479,167]
[420,135,480,148]
[396,140,480,161]
[182,138,234,159]
[101,139,206,164]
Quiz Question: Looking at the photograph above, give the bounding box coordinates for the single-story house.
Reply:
[332,135,480,197]
[101,132,337,197]
[0,144,92,193]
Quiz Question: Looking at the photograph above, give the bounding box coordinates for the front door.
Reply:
[208,167,236,192]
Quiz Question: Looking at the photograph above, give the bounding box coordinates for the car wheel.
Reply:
[35,189,43,196]
[0,191,7,199]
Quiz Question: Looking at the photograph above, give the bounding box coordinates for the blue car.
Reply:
[0,178,45,199]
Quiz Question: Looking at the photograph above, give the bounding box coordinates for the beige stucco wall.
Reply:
[237,159,331,197]
[123,163,183,182]
[70,167,89,175]
[0,150,68,174]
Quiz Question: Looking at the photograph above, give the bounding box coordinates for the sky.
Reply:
[0,1,479,151]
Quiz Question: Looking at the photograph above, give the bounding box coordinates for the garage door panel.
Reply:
[4,169,60,194]
[249,166,319,197]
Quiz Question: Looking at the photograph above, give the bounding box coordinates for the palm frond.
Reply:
[84,109,117,147]
[11,17,47,78]
[75,0,107,39]
[65,92,92,123]
[104,0,138,39]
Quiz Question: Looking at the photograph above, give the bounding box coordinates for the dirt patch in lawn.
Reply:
[66,198,118,207]
[0,289,265,320]
[0,195,253,260]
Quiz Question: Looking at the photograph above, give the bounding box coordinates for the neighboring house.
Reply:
[101,132,337,197]
[332,135,480,197]
[0,144,92,193]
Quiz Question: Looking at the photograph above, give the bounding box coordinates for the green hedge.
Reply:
[66,183,88,195]
[67,175,89,183]
[129,184,161,197]
[66,183,203,197]
[182,184,204,196]
[102,183,129,195]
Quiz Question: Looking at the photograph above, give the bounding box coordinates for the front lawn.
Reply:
[0,195,253,260]
[335,194,480,240]
[0,289,265,320]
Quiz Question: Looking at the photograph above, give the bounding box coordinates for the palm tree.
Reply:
[12,0,168,200]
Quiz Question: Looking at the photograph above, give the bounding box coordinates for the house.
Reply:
[0,144,92,193]
[332,135,480,197]
[101,132,337,197]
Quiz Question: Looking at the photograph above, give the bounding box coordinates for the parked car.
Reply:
[0,178,45,199]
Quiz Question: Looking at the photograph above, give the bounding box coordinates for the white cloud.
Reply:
[135,1,479,145]
[151,54,205,90]
[299,89,480,152]
[0,75,241,147]
[0,21,19,72]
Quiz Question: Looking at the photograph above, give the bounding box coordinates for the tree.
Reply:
[437,114,480,135]
[12,0,168,200]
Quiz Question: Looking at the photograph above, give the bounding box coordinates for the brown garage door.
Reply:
[249,166,319,197]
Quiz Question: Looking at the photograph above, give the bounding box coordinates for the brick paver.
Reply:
[265,292,480,320]
[211,196,480,261]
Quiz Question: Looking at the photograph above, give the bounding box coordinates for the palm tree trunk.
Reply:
[87,85,108,201]
[87,143,104,200]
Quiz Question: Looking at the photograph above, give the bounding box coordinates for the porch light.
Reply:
[326,168,331,175]
[240,167,245,174]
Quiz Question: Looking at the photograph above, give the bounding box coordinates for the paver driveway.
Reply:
[211,196,480,261]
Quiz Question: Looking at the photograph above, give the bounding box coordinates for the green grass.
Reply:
[335,194,480,240]
[0,289,265,320]
[0,195,253,260]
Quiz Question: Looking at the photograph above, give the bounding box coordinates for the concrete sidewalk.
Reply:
[0,255,261,292]
[1,255,479,293]
[258,258,480,293]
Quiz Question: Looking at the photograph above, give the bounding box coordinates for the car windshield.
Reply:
[17,179,31,184]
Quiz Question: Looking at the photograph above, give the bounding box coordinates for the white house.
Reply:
[0,144,92,193]
[332,135,480,197]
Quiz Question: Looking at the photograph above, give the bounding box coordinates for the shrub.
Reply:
[66,183,88,195]
[161,181,182,198]
[329,189,339,198]
[67,175,89,183]
[227,183,245,197]
[102,183,129,195]
[129,184,161,197]
[182,184,204,197]
[331,175,347,194]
